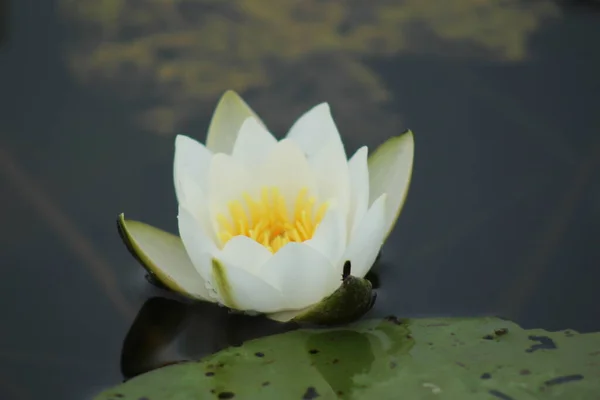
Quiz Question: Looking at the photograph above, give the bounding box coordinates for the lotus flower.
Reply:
[118,91,414,323]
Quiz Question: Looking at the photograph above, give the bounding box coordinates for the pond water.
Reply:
[1,1,599,399]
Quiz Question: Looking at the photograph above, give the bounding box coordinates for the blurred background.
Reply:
[0,0,599,398]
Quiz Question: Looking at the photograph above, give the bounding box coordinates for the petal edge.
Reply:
[206,91,265,155]
[117,213,212,301]
[368,130,414,240]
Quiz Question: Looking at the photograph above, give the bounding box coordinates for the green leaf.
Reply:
[205,90,265,154]
[94,316,600,399]
[368,129,414,240]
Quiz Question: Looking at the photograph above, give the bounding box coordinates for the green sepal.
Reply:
[290,261,375,326]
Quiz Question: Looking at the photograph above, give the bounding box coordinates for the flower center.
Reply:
[217,187,328,253]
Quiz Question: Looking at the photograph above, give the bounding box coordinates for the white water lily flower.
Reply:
[119,91,414,322]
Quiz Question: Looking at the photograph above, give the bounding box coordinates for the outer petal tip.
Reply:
[314,102,331,112]
[206,90,264,155]
[285,100,346,160]
[222,89,238,97]
[174,134,203,150]
[174,133,187,142]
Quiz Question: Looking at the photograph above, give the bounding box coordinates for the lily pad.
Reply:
[95,316,600,399]
[120,297,298,379]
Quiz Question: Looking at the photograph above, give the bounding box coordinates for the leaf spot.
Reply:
[520,369,531,375]
[488,390,514,400]
[526,335,557,352]
[544,374,584,386]
[302,386,320,399]
[494,328,509,336]
[384,315,402,325]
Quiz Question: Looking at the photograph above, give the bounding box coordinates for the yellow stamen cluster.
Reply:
[217,187,328,253]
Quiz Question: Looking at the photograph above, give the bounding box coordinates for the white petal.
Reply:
[212,258,285,313]
[173,135,212,207]
[267,307,311,323]
[207,153,256,241]
[218,235,273,275]
[286,103,347,160]
[258,243,341,310]
[347,146,370,241]
[179,207,284,311]
[174,177,215,242]
[177,206,220,301]
[175,166,219,246]
[368,131,414,239]
[308,136,351,218]
[255,139,318,219]
[117,214,212,301]
[342,194,387,278]
[206,91,265,155]
[232,117,278,168]
[304,206,346,267]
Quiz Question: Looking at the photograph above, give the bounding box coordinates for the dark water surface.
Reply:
[1,1,599,399]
